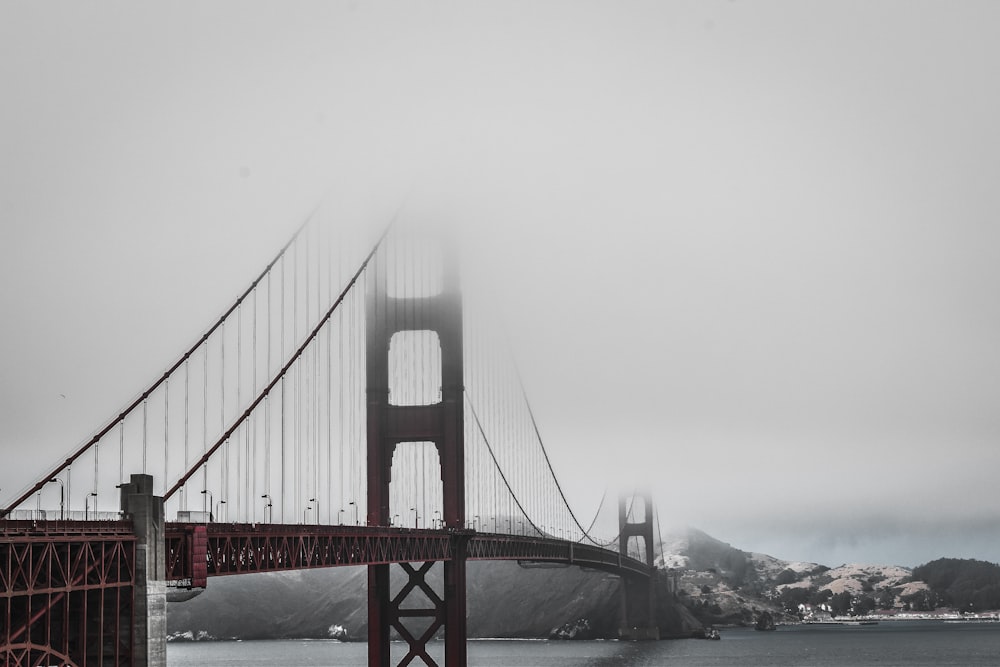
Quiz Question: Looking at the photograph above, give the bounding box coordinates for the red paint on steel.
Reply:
[191,525,208,588]
[161,523,650,581]
[1,521,135,666]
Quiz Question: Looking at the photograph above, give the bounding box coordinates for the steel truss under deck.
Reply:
[1,520,136,667]
[165,523,650,580]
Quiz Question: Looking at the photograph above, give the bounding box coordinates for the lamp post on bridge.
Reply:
[304,505,312,524]
[349,500,357,525]
[84,492,97,520]
[309,498,317,525]
[392,513,400,527]
[337,508,345,525]
[410,507,419,529]
[201,489,213,521]
[261,494,272,524]
[432,510,441,529]
[47,478,64,520]
[216,500,226,523]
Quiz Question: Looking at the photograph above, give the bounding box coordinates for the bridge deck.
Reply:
[164,522,651,586]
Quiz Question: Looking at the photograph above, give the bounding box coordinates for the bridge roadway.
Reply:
[164,522,652,585]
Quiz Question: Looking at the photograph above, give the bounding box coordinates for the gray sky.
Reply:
[2,1,998,567]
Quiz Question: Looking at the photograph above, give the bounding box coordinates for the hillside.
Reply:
[167,528,999,640]
[912,558,1000,611]
[659,528,999,624]
[167,560,701,641]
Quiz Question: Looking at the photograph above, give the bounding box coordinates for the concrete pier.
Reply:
[120,474,167,667]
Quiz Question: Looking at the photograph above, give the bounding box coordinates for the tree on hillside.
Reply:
[912,558,1000,611]
[774,569,798,586]
[853,595,876,616]
[901,590,942,612]
[877,588,896,610]
[779,587,809,612]
[808,588,833,607]
[830,591,853,617]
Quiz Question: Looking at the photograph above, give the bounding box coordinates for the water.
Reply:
[168,622,1000,666]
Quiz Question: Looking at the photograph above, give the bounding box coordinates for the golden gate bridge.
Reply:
[1,215,664,667]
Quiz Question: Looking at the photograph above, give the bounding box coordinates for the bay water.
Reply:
[168,621,1000,666]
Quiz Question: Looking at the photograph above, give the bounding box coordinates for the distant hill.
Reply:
[166,528,1000,641]
[911,558,1000,611]
[166,560,701,641]
[659,527,999,623]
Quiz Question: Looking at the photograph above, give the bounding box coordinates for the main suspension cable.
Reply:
[1,214,313,517]
[164,219,395,501]
[511,363,615,546]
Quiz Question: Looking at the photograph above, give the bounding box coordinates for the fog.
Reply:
[2,1,999,567]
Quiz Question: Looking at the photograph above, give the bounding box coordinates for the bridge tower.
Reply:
[618,490,659,640]
[366,235,468,667]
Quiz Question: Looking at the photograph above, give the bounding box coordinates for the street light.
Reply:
[261,494,273,524]
[337,508,345,525]
[309,498,317,525]
[392,513,400,527]
[474,515,479,531]
[304,505,312,524]
[217,500,226,522]
[85,492,97,520]
[410,507,419,529]
[48,478,64,520]
[200,490,213,521]
[349,500,358,525]
[432,510,441,529]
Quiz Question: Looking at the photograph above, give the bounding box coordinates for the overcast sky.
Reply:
[2,1,998,567]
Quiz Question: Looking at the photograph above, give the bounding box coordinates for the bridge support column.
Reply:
[120,473,167,667]
[442,534,469,666]
[366,231,467,667]
[618,491,659,640]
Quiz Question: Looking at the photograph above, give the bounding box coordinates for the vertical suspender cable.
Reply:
[142,398,148,474]
[203,341,208,510]
[93,441,99,506]
[236,304,241,519]
[265,271,271,503]
[118,420,124,486]
[293,238,299,519]
[252,286,258,522]
[164,379,169,497]
[280,252,286,522]
[183,360,189,510]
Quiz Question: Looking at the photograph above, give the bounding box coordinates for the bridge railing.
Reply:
[0,517,135,536]
[3,510,124,523]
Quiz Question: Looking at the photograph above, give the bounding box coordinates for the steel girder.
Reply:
[1,521,136,667]
[468,535,652,579]
[164,523,650,582]
[165,524,454,581]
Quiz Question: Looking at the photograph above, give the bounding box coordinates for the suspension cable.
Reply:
[1,214,313,517]
[510,363,613,545]
[163,219,395,501]
[465,395,543,537]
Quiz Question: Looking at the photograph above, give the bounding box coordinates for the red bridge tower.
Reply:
[365,236,468,666]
